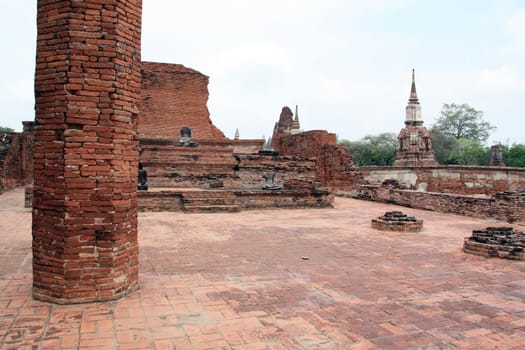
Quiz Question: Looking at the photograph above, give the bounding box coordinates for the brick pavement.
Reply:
[2,187,525,349]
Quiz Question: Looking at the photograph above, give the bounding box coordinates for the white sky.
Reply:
[1,0,524,144]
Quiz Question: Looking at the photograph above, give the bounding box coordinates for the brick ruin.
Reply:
[32,0,142,303]
[393,70,438,167]
[1,2,522,305]
[271,109,363,190]
[355,184,525,224]
[139,62,227,141]
[360,165,525,196]
[464,227,525,260]
[134,72,334,211]
[371,211,423,232]
[490,144,505,166]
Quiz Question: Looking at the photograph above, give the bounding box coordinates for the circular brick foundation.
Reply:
[464,227,525,260]
[371,211,423,232]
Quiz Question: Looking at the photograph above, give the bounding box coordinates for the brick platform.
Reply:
[464,227,525,260]
[3,187,525,349]
[137,188,334,213]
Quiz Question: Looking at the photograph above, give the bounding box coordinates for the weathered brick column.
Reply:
[33,0,142,304]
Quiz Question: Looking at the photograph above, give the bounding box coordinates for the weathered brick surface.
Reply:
[139,138,322,191]
[273,130,363,190]
[361,166,525,196]
[139,62,227,141]
[32,0,142,303]
[235,154,319,190]
[140,140,237,188]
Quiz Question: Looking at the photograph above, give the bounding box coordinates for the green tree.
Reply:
[339,133,397,166]
[503,143,525,167]
[446,138,490,165]
[0,126,14,133]
[429,129,458,164]
[433,103,495,143]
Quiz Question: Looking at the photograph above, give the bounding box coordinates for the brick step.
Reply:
[183,204,241,213]
[181,192,238,206]
[181,191,237,199]
[182,197,238,205]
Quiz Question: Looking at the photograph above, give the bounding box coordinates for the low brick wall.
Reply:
[360,166,525,196]
[354,186,525,224]
[137,190,184,212]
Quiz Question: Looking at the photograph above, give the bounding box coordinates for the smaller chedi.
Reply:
[393,70,438,167]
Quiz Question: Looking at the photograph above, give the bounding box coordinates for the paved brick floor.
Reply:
[2,187,525,349]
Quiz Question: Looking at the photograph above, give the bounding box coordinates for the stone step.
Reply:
[181,192,238,206]
[183,204,241,213]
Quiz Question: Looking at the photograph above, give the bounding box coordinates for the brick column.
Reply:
[33,0,142,304]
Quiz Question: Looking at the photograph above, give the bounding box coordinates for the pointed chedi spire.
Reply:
[409,69,419,104]
[234,128,240,140]
[405,69,423,125]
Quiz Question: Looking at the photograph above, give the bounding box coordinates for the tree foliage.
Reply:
[502,144,525,167]
[446,138,490,165]
[0,126,14,133]
[429,129,458,164]
[339,133,397,166]
[432,103,495,143]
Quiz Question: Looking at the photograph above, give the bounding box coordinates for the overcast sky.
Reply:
[1,1,524,144]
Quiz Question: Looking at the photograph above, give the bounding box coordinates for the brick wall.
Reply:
[361,166,525,195]
[235,154,319,190]
[354,185,525,224]
[273,130,363,190]
[140,141,237,188]
[32,0,142,304]
[137,188,333,212]
[139,139,321,191]
[139,62,227,141]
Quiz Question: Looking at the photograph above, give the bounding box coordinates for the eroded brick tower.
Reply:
[33,0,142,303]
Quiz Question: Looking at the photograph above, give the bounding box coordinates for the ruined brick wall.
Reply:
[32,0,142,304]
[235,154,319,190]
[273,130,363,190]
[139,140,320,190]
[355,186,525,224]
[139,62,227,141]
[137,188,333,212]
[140,140,237,188]
[0,125,34,193]
[360,166,525,195]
